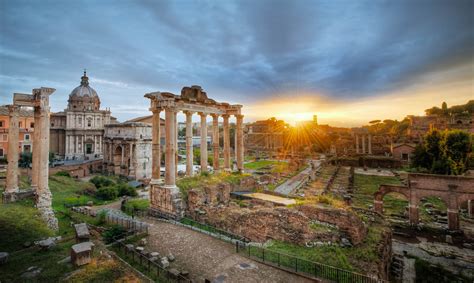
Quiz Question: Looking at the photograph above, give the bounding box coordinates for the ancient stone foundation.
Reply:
[149,183,184,219]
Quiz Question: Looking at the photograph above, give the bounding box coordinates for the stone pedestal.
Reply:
[149,183,184,219]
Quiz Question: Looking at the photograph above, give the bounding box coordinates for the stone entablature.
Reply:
[145,85,244,218]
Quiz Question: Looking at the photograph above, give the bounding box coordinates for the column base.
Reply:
[36,189,59,231]
[149,183,184,220]
[2,190,19,203]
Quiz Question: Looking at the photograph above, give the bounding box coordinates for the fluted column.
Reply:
[165,107,177,186]
[235,114,244,172]
[34,87,58,230]
[199,112,208,173]
[222,114,230,170]
[184,111,194,176]
[31,105,41,190]
[151,109,161,180]
[211,114,220,171]
[5,105,20,199]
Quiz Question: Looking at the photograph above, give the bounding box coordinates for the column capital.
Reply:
[198,112,207,118]
[183,110,195,116]
[7,104,20,115]
[221,114,230,119]
[210,113,219,119]
[151,108,162,114]
[235,114,244,120]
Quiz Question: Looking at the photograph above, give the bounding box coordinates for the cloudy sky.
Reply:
[0,0,473,126]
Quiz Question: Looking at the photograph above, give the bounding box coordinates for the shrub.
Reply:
[55,170,71,177]
[90,176,114,189]
[96,186,118,200]
[102,225,127,244]
[123,199,149,214]
[117,184,138,197]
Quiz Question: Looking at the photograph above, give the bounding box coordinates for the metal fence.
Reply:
[236,242,386,283]
[111,233,191,283]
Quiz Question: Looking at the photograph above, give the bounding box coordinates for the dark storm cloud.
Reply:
[0,0,472,120]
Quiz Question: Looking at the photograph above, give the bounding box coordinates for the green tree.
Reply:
[442,130,471,175]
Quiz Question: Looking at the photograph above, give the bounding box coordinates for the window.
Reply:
[30,122,34,128]
[78,118,82,125]
[401,153,409,161]
[88,121,91,127]
[19,122,23,128]
[0,121,4,128]
[24,134,30,141]
[1,134,7,142]
[0,148,3,157]
[51,123,55,127]
[140,134,143,139]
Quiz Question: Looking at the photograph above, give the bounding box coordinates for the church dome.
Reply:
[70,71,98,98]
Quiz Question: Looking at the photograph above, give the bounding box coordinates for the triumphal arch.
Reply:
[3,87,59,230]
[145,85,243,219]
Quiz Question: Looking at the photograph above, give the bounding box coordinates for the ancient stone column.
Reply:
[175,111,178,177]
[235,114,244,172]
[184,111,194,176]
[199,112,208,173]
[34,87,58,230]
[355,135,360,154]
[31,105,41,190]
[368,134,372,155]
[128,143,134,178]
[361,135,366,154]
[468,200,473,219]
[408,204,419,226]
[151,109,161,180]
[211,114,220,171]
[222,114,231,170]
[165,107,177,186]
[4,105,20,201]
[447,208,460,230]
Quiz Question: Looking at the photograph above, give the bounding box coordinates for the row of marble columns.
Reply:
[151,108,244,187]
[355,134,372,154]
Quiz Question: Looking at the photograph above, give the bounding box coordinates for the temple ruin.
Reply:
[3,88,59,230]
[145,85,243,218]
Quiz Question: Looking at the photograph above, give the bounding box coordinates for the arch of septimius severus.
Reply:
[145,85,243,219]
[3,87,59,230]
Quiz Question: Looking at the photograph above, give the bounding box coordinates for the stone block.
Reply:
[74,223,90,243]
[125,244,134,251]
[71,242,94,267]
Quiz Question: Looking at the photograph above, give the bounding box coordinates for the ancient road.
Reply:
[143,218,313,283]
[274,160,320,196]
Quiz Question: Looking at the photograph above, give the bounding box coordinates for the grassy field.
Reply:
[244,160,288,171]
[265,223,389,275]
[0,174,129,282]
[352,173,403,210]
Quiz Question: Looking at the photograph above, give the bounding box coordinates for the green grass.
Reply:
[352,173,402,209]
[0,203,54,252]
[123,198,150,216]
[177,171,250,200]
[265,224,388,275]
[244,160,288,171]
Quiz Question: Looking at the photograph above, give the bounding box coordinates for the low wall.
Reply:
[19,160,104,179]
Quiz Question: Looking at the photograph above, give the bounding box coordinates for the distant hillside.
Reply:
[425,100,474,116]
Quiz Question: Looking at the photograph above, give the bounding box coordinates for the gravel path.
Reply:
[143,218,313,283]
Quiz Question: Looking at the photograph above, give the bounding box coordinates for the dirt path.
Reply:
[143,218,313,283]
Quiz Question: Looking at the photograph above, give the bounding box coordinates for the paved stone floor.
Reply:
[274,165,314,196]
[143,218,313,283]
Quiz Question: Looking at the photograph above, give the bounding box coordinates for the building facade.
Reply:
[104,122,153,180]
[244,118,288,156]
[50,71,114,161]
[0,106,35,158]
